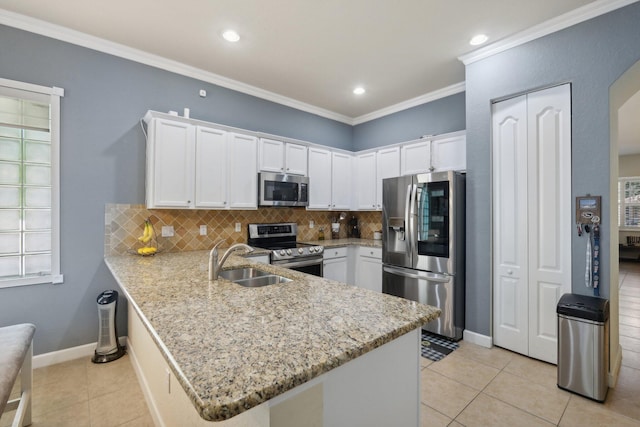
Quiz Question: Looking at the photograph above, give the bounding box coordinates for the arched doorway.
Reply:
[609,59,640,385]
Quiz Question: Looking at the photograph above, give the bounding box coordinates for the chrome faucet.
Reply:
[208,241,254,280]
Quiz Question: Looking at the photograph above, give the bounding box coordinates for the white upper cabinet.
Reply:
[227,133,258,209]
[146,118,195,208]
[307,147,332,209]
[376,147,400,209]
[258,138,285,173]
[194,126,228,208]
[259,138,307,176]
[331,152,352,210]
[400,133,466,175]
[145,115,257,210]
[356,152,377,210]
[307,148,352,210]
[355,147,400,211]
[285,143,308,175]
[400,140,431,175]
[431,135,466,172]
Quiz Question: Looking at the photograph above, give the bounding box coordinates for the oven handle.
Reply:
[273,258,324,269]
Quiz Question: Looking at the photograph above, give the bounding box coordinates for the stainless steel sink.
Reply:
[218,267,292,287]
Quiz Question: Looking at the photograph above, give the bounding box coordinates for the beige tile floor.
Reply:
[419,261,640,427]
[2,262,639,426]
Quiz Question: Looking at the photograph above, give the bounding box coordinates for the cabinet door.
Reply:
[376,147,400,209]
[195,127,228,208]
[356,152,377,210]
[331,152,352,210]
[285,143,308,176]
[307,148,332,209]
[324,258,348,283]
[356,251,382,292]
[431,135,466,172]
[259,138,285,173]
[148,119,194,208]
[227,133,258,209]
[401,140,431,175]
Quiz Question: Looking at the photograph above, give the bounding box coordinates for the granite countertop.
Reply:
[302,237,383,248]
[105,250,438,421]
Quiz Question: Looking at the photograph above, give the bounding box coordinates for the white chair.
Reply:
[0,324,35,427]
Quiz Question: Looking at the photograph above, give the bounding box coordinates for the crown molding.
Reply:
[0,8,354,125]
[352,82,466,126]
[459,0,640,65]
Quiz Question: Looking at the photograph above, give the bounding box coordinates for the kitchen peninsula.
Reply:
[105,250,439,426]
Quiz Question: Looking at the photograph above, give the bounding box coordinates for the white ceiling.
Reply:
[0,0,602,121]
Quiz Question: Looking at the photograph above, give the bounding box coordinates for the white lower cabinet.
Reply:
[323,247,348,283]
[355,247,382,292]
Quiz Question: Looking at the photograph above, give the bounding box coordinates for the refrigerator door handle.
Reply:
[383,265,451,283]
[405,183,412,256]
[409,183,418,263]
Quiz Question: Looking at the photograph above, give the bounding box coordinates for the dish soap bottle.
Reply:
[318,227,325,240]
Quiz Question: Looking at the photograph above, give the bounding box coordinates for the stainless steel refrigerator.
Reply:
[382,170,465,340]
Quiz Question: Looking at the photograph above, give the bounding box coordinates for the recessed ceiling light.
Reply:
[353,87,365,95]
[222,30,240,42]
[470,34,488,46]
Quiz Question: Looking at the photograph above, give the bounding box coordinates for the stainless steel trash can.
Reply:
[557,294,609,402]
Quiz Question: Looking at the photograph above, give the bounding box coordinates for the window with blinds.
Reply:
[619,177,640,228]
[0,78,63,287]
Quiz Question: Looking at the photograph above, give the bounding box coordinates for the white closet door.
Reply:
[492,94,529,356]
[526,84,572,364]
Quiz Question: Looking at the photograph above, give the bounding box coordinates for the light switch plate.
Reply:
[199,225,207,235]
[235,222,241,232]
[161,225,174,237]
[309,220,314,228]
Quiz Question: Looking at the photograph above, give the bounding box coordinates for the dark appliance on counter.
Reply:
[382,170,465,340]
[248,223,324,276]
[348,215,360,238]
[258,172,309,207]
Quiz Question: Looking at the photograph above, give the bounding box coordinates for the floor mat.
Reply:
[421,331,459,362]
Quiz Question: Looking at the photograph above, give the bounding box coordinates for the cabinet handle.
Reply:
[187,200,191,203]
[286,167,290,171]
[507,270,513,275]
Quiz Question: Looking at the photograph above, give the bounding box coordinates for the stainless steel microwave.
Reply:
[258,172,309,207]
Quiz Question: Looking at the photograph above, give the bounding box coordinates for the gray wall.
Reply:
[352,92,466,151]
[465,2,640,336]
[0,24,352,355]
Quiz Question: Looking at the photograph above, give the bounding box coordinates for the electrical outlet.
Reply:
[161,225,174,237]
[235,222,241,232]
[199,225,207,235]
[309,220,315,228]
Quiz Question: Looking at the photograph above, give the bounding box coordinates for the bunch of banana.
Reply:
[137,246,157,255]
[137,219,153,244]
[136,219,158,255]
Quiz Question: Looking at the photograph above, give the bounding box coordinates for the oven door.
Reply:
[272,257,323,277]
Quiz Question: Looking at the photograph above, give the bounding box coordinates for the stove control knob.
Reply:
[298,248,304,254]
[314,246,322,253]
[286,249,292,255]
[279,250,286,256]
[309,247,316,253]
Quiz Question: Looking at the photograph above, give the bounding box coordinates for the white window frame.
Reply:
[0,77,64,288]
[618,176,640,231]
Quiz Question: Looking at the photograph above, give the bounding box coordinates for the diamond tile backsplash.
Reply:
[105,204,382,256]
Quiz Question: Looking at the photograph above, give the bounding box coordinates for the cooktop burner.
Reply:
[247,223,324,261]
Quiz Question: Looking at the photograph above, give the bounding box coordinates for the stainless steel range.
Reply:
[248,223,324,276]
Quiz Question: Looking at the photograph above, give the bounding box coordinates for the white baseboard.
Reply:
[609,344,623,388]
[33,336,127,369]
[463,330,493,348]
